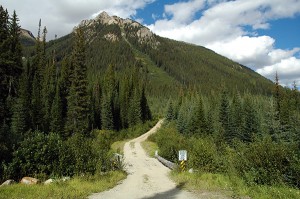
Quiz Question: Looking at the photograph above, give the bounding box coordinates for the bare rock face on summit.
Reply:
[75,11,159,48]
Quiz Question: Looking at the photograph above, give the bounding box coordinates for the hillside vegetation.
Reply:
[39,11,275,100]
[148,85,300,198]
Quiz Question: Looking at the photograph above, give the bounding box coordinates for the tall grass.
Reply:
[0,171,126,199]
[141,141,159,157]
[170,171,300,199]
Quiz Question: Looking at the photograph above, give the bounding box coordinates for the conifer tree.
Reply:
[119,75,130,128]
[242,97,259,142]
[65,28,90,135]
[8,10,22,97]
[0,8,23,162]
[189,96,207,135]
[231,92,244,140]
[166,101,174,121]
[91,80,102,130]
[266,98,281,141]
[31,20,45,130]
[11,61,31,138]
[177,105,187,134]
[101,93,114,130]
[0,7,12,134]
[140,87,151,122]
[128,89,142,127]
[219,89,231,143]
[0,7,10,107]
[274,71,281,119]
[50,83,63,134]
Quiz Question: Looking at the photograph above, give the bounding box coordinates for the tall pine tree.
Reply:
[65,27,90,136]
[219,89,231,143]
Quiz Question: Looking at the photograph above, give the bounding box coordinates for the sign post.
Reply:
[178,150,187,172]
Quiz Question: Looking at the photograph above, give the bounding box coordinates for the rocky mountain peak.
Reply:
[76,11,159,48]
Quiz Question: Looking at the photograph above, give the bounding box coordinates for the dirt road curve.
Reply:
[89,120,198,199]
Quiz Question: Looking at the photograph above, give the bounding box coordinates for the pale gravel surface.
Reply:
[89,120,199,199]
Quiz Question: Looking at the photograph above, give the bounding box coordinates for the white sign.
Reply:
[178,150,187,161]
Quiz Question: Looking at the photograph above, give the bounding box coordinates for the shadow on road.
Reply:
[141,183,187,199]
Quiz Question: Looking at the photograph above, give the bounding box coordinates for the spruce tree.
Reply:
[0,6,11,135]
[219,89,231,143]
[231,92,244,140]
[101,93,114,130]
[65,28,90,135]
[8,10,22,97]
[119,75,130,128]
[42,58,56,132]
[91,80,102,130]
[31,20,45,130]
[274,71,281,119]
[166,101,174,121]
[140,87,151,122]
[11,61,31,139]
[50,83,63,134]
[189,96,207,135]
[242,97,259,142]
[0,6,10,105]
[128,89,142,127]
[177,105,187,134]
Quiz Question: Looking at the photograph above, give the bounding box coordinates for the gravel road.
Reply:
[89,120,199,199]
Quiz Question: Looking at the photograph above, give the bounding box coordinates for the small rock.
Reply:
[62,177,70,182]
[188,168,194,173]
[20,177,39,185]
[44,179,54,185]
[1,179,15,186]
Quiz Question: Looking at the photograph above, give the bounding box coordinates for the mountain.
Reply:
[20,28,36,47]
[41,12,274,98]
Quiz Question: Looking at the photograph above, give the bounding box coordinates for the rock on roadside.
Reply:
[1,179,15,186]
[20,177,39,185]
[44,179,54,185]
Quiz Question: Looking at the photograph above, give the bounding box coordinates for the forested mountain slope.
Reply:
[41,11,274,98]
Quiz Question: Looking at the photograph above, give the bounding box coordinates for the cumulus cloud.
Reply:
[148,0,300,86]
[164,0,206,23]
[257,57,300,86]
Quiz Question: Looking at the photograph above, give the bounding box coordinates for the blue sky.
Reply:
[257,17,300,50]
[1,0,300,86]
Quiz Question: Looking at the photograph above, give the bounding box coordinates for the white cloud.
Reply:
[148,0,300,86]
[257,57,300,86]
[164,0,206,23]
[206,36,275,68]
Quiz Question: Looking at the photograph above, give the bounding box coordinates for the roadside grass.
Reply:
[170,171,300,199]
[0,171,126,199]
[111,139,129,155]
[141,140,159,157]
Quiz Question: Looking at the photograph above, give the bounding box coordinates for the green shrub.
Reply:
[187,137,219,172]
[234,136,299,186]
[91,130,114,173]
[9,131,62,179]
[150,125,185,162]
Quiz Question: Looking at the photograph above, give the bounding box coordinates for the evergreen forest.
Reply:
[0,7,151,180]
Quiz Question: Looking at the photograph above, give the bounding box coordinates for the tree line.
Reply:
[158,80,300,187]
